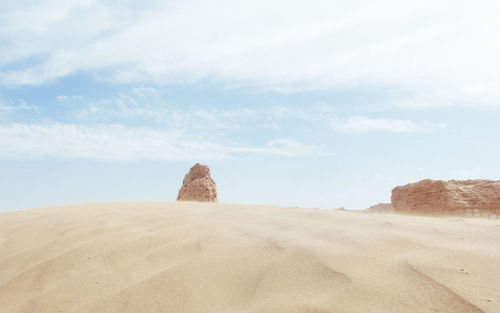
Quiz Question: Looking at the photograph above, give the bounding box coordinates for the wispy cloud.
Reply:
[265,138,322,156]
[1,1,500,107]
[332,116,442,133]
[53,89,447,135]
[0,123,320,160]
[0,98,37,111]
[54,88,314,130]
[0,98,38,121]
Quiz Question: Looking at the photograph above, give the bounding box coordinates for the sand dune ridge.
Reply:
[0,202,499,313]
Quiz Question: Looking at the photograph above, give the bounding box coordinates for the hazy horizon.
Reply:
[1,0,500,211]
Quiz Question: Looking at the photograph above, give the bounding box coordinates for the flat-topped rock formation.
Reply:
[177,163,218,202]
[391,179,500,217]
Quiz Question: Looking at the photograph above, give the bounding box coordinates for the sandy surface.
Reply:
[0,202,499,313]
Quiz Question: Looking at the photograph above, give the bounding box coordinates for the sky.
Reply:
[1,0,500,211]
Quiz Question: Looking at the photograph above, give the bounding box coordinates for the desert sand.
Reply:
[0,202,499,313]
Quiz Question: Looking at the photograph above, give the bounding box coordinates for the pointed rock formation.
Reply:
[391,179,500,217]
[177,163,218,202]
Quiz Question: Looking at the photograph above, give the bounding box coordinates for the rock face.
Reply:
[391,179,500,217]
[365,203,393,213]
[177,163,218,202]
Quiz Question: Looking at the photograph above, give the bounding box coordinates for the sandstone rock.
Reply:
[177,163,218,202]
[391,179,500,217]
[365,203,393,213]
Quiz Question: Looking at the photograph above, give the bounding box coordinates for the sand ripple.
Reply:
[0,202,499,312]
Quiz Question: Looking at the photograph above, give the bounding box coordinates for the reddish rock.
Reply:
[365,203,393,213]
[177,163,218,202]
[391,179,500,217]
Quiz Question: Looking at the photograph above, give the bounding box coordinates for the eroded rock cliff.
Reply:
[391,179,500,217]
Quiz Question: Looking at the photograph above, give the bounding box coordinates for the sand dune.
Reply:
[0,202,499,313]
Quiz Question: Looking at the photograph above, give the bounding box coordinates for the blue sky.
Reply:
[1,0,499,211]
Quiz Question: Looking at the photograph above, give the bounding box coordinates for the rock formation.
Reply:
[177,163,218,202]
[391,179,500,217]
[365,203,394,213]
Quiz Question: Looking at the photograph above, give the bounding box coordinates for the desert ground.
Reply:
[0,202,499,313]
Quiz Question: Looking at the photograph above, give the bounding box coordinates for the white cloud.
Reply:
[0,98,38,115]
[51,90,447,135]
[333,116,428,133]
[54,88,314,130]
[265,138,322,156]
[0,123,320,160]
[0,102,36,112]
[1,0,500,107]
